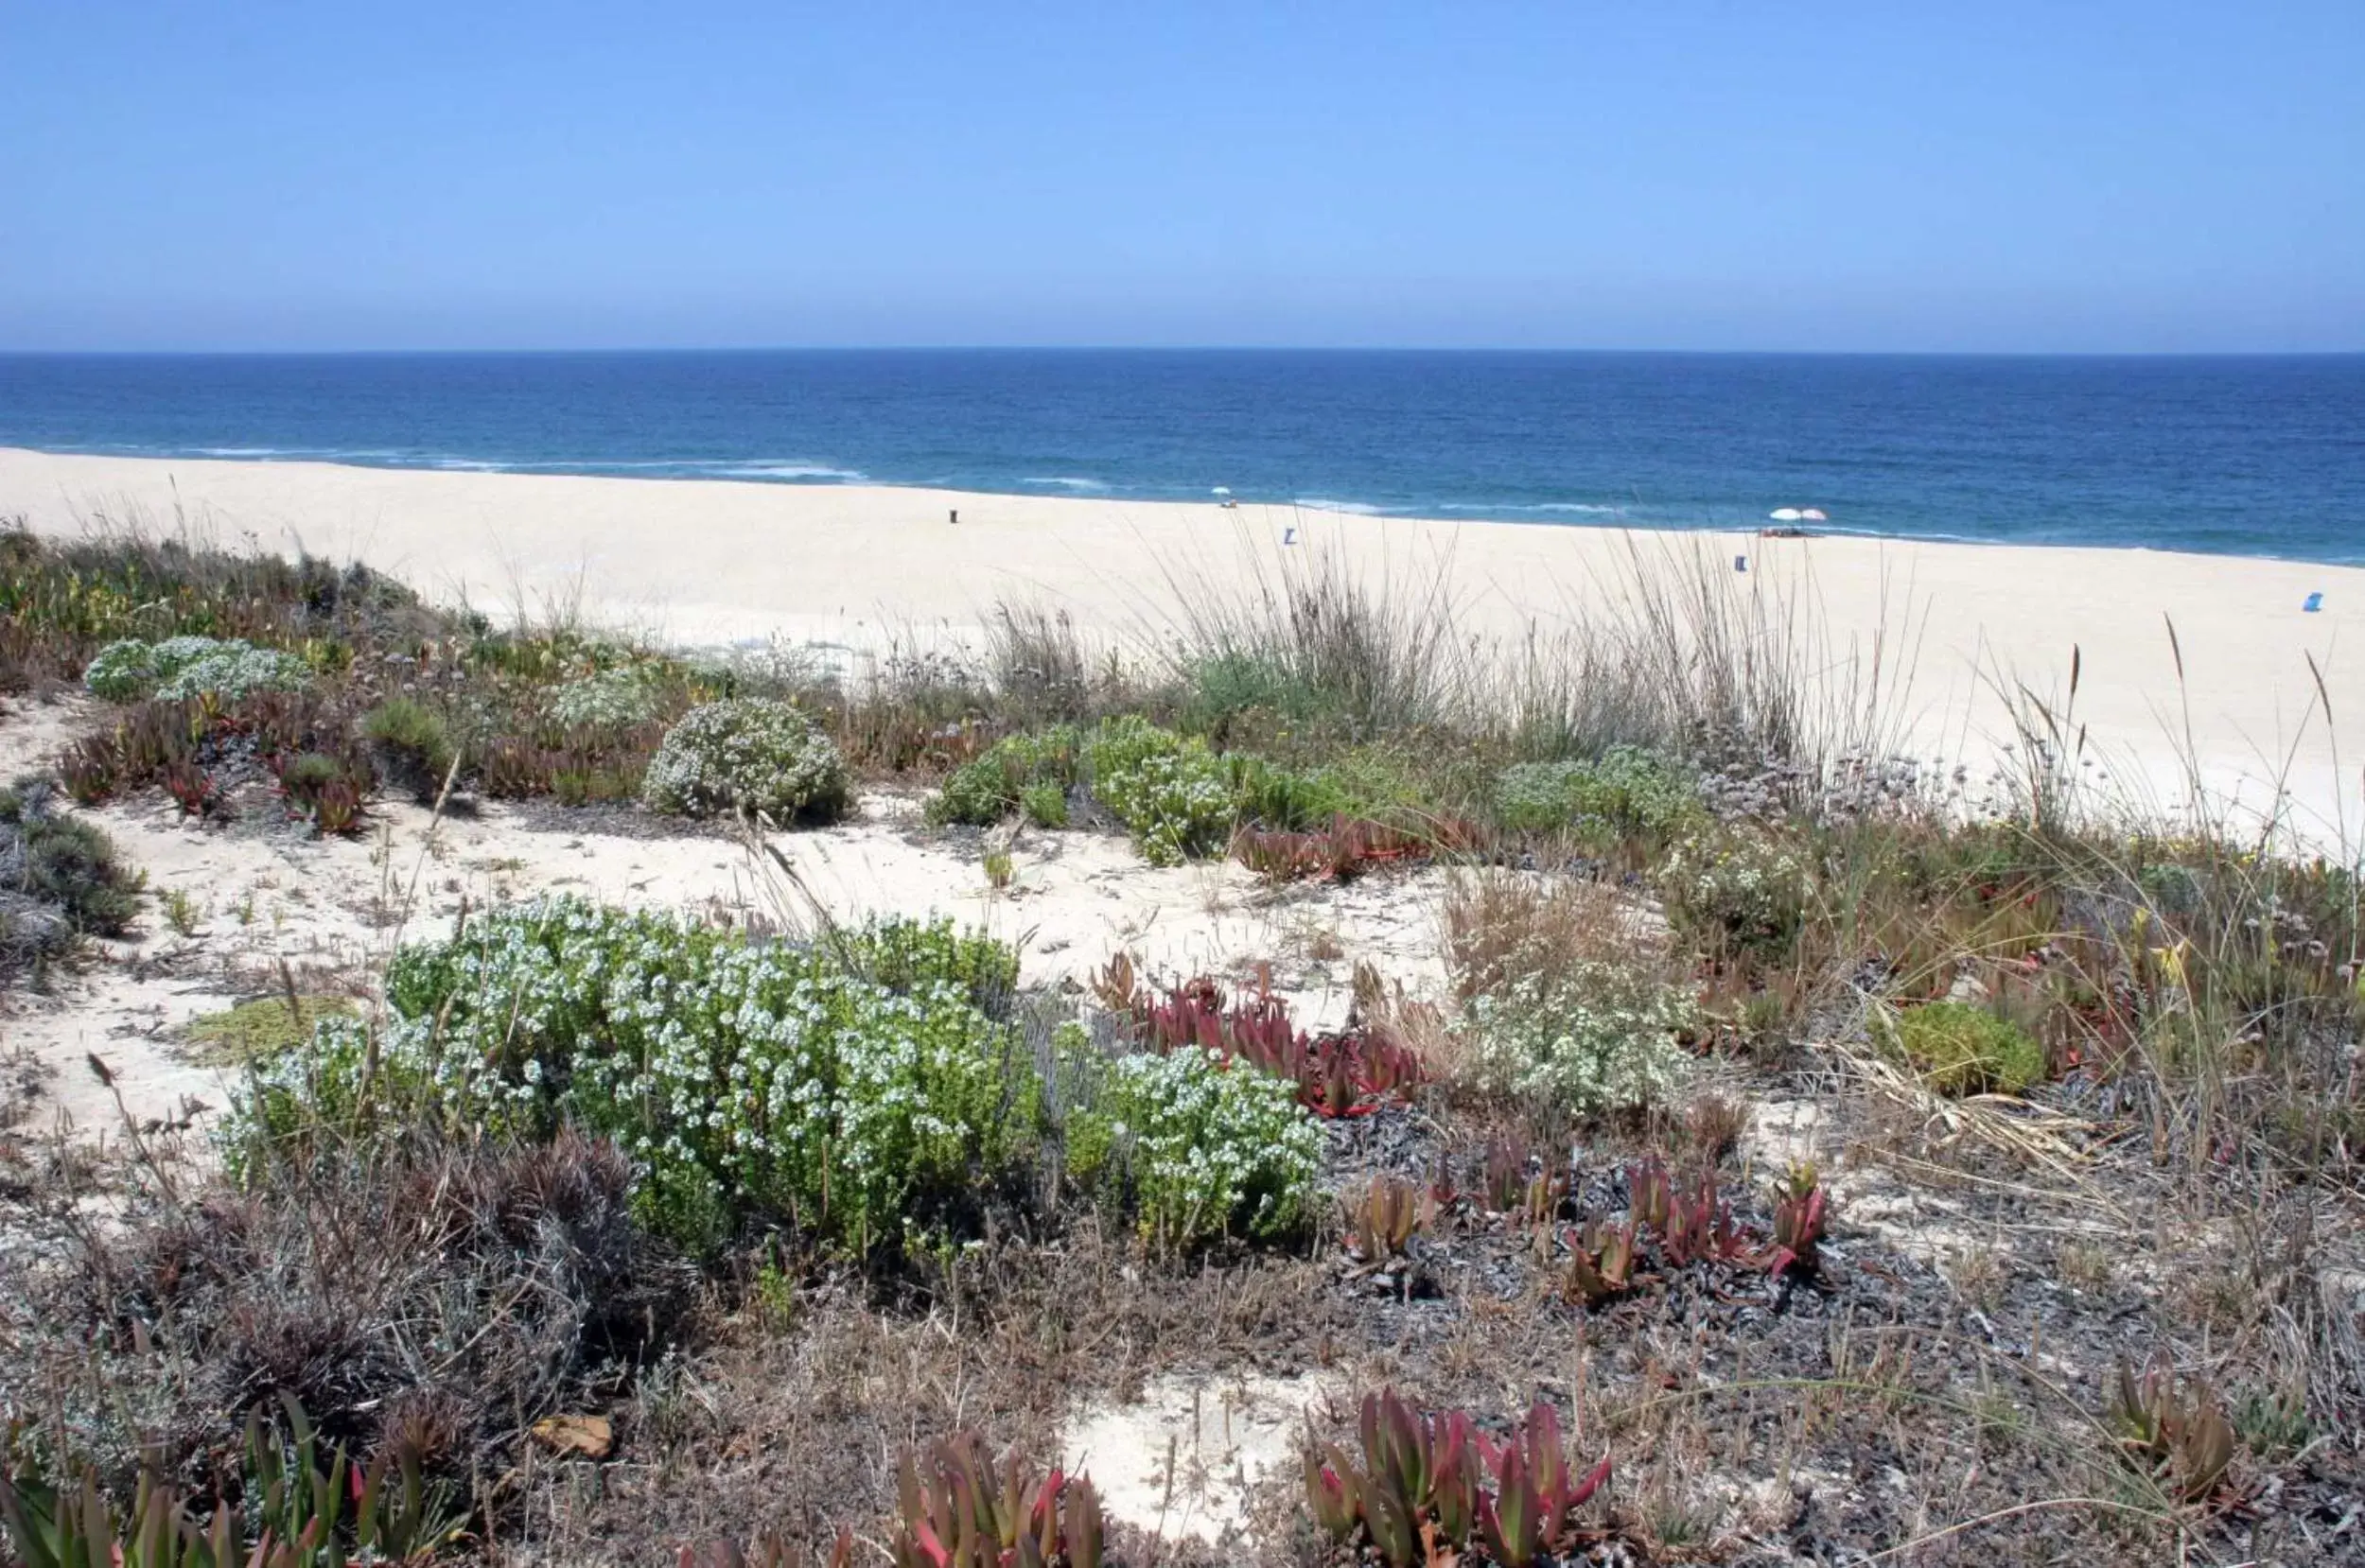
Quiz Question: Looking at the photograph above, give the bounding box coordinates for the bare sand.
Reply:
[5,446,2360,845]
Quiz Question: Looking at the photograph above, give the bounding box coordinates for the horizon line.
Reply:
[6,344,2364,360]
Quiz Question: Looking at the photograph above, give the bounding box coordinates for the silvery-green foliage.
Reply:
[545,666,659,731]
[232,897,1037,1252]
[640,698,849,819]
[154,643,309,703]
[1066,1046,1321,1246]
[1494,745,1704,840]
[83,635,307,704]
[1463,961,1695,1115]
[81,639,160,702]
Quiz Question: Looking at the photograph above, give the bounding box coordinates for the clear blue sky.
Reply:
[3,3,2358,352]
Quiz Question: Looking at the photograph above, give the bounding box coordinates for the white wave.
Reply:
[1437,500,1625,516]
[707,462,866,481]
[1293,496,1384,515]
[1022,475,1109,491]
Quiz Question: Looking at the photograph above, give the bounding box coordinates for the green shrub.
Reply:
[362,697,456,802]
[1068,1046,1322,1247]
[279,751,343,793]
[1084,717,1235,865]
[926,726,1081,827]
[1494,746,1702,842]
[1182,651,1335,729]
[2,780,139,935]
[1020,781,1068,828]
[546,666,660,731]
[1226,754,1353,830]
[1662,829,1811,951]
[641,698,849,820]
[1462,961,1695,1116]
[244,898,1039,1253]
[1886,1001,2045,1095]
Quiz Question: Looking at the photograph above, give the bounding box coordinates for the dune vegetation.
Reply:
[0,517,2359,1566]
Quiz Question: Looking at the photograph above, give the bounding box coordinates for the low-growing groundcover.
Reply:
[83,636,311,706]
[0,778,141,987]
[1885,998,2046,1094]
[234,900,1321,1257]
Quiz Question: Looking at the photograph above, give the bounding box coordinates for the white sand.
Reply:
[6,447,2360,845]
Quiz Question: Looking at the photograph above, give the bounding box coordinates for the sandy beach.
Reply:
[5,445,2359,845]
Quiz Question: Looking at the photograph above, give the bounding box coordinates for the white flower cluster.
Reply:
[83,635,308,704]
[235,897,1032,1251]
[545,666,659,731]
[640,698,850,820]
[1463,960,1694,1115]
[1077,1046,1322,1246]
[1662,830,1811,946]
[1084,718,1236,866]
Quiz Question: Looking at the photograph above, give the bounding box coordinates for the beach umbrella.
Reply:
[1769,508,1803,522]
[1799,508,1827,522]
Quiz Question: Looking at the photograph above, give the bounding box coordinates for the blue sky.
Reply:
[3,4,2358,352]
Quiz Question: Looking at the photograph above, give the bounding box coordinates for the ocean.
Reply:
[1,350,2358,564]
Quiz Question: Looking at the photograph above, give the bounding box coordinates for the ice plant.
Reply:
[2107,1354,2236,1504]
[1562,1217,1638,1305]
[1763,1162,1829,1275]
[892,1432,1100,1568]
[1301,1391,1608,1568]
[1345,1173,1430,1263]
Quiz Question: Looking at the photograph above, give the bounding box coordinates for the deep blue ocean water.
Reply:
[1,351,2358,564]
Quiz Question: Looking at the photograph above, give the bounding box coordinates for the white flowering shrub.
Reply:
[156,643,309,703]
[1066,1047,1322,1247]
[546,666,660,731]
[82,639,159,702]
[82,635,307,704]
[1084,717,1236,866]
[1661,830,1811,951]
[1463,962,1695,1115]
[233,898,1040,1252]
[640,698,849,820]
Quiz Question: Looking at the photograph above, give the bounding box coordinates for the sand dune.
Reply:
[5,446,2359,847]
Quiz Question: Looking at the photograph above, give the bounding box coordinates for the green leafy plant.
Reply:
[928,727,1081,828]
[1019,781,1068,828]
[1885,1000,2045,1095]
[362,698,457,803]
[1661,829,1810,953]
[1493,746,1703,844]
[641,698,850,821]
